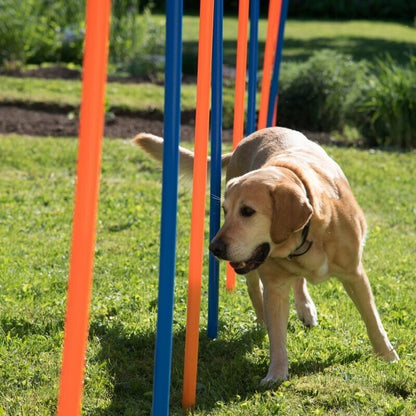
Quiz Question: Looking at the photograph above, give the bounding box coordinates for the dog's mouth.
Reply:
[230,243,270,275]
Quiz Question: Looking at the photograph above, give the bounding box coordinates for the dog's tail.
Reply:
[132,132,232,179]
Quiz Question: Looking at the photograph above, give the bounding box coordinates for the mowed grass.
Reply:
[0,134,415,415]
[0,76,199,114]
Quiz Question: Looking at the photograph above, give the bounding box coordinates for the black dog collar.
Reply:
[288,221,313,260]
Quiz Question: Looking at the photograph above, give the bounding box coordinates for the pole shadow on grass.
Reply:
[282,37,415,65]
[90,319,267,415]
[88,316,366,415]
[182,36,414,75]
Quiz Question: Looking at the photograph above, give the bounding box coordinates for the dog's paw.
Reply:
[260,373,288,388]
[296,300,318,328]
[381,348,399,363]
[260,363,289,388]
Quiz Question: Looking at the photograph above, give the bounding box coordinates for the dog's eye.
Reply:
[240,206,255,217]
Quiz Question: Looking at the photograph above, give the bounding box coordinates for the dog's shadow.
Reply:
[90,319,362,415]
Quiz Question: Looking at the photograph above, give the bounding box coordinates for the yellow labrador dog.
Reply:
[133,127,398,386]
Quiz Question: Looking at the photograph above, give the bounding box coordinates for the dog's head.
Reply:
[209,166,313,274]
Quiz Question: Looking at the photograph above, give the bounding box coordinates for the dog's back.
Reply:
[226,127,344,182]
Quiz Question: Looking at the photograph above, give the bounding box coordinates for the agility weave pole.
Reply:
[246,0,260,135]
[57,0,111,414]
[267,0,290,126]
[207,0,224,341]
[182,0,215,409]
[225,0,250,291]
[258,0,282,129]
[151,0,184,414]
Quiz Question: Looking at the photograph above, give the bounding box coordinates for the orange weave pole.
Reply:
[56,1,111,415]
[225,0,250,291]
[258,0,282,129]
[182,0,215,410]
[232,0,250,149]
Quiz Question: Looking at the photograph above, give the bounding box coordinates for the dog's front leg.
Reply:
[245,270,264,324]
[259,274,292,386]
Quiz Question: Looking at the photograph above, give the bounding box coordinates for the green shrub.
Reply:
[0,0,85,66]
[277,50,369,132]
[287,0,415,20]
[277,51,415,149]
[0,0,164,79]
[0,0,42,65]
[348,56,416,149]
[110,6,165,79]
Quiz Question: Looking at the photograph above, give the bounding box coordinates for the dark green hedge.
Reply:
[149,0,416,21]
[277,50,416,149]
[287,0,415,20]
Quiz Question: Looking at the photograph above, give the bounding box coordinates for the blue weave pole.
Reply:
[246,0,260,135]
[207,0,223,340]
[267,0,289,127]
[151,1,183,414]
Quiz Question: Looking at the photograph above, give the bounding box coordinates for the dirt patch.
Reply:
[0,104,235,141]
[0,104,339,145]
[0,65,81,80]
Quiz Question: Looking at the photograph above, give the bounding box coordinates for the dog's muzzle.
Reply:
[209,240,270,275]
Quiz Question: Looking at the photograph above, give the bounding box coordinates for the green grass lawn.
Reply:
[0,76,198,114]
[0,134,415,415]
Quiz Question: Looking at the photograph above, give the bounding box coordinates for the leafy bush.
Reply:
[0,0,85,66]
[348,56,416,148]
[110,6,165,79]
[287,0,415,20]
[0,0,164,79]
[277,51,416,149]
[277,50,369,132]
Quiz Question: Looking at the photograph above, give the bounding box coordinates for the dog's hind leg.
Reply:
[245,271,264,325]
[341,267,399,362]
[293,278,318,327]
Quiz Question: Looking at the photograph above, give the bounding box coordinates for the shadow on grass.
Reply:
[289,351,364,379]
[283,37,415,64]
[90,320,266,415]
[182,36,414,73]
[89,317,365,415]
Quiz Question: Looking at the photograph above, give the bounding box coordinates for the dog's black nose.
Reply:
[209,239,227,259]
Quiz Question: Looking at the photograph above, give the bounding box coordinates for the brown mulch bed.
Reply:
[0,104,209,141]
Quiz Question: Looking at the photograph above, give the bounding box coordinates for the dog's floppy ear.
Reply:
[270,182,313,244]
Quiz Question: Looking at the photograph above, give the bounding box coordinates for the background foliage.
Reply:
[150,0,416,20]
[346,56,416,148]
[0,0,165,79]
[0,0,85,66]
[278,50,368,132]
[278,51,416,148]
[286,0,416,20]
